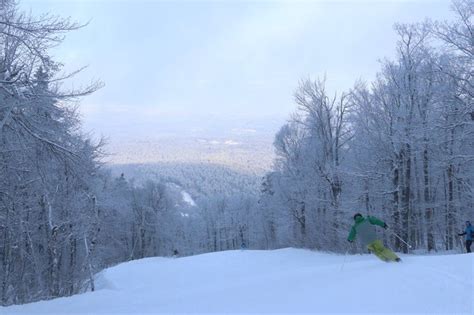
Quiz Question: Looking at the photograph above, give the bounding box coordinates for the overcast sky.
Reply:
[20,0,453,137]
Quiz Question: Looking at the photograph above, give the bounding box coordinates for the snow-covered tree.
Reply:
[259,0,473,254]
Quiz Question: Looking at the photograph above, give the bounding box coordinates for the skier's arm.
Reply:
[367,216,386,228]
[347,226,357,242]
[459,226,472,236]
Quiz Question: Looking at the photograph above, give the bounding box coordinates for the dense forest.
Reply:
[259,0,474,254]
[0,0,472,306]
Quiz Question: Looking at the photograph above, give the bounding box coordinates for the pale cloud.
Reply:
[219,2,319,60]
[21,0,454,140]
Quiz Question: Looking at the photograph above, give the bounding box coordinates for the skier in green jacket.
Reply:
[347,213,401,262]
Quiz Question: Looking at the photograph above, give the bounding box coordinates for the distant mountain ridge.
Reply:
[105,136,274,175]
[90,115,284,174]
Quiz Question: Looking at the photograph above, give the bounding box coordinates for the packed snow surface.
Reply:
[4,248,473,314]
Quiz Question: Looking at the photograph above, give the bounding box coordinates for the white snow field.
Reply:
[3,248,473,314]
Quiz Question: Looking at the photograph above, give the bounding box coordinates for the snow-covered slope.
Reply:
[4,249,473,314]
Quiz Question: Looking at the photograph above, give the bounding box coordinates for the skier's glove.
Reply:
[383,223,388,229]
[348,239,353,243]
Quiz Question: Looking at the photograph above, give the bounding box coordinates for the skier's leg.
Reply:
[369,240,400,262]
[380,246,401,261]
[367,240,389,262]
[466,240,472,253]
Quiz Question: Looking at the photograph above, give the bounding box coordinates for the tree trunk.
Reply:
[392,158,401,250]
[423,147,435,251]
[401,144,411,254]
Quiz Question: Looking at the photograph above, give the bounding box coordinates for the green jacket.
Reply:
[347,215,386,246]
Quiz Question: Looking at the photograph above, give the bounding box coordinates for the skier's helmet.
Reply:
[353,213,363,221]
[467,221,471,226]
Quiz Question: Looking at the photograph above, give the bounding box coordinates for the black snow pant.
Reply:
[466,240,472,253]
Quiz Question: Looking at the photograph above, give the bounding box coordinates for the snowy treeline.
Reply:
[100,173,258,259]
[258,0,474,253]
[0,0,107,305]
[104,162,262,256]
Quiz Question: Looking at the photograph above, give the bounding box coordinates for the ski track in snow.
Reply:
[3,248,473,314]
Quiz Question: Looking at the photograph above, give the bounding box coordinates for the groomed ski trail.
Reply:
[3,248,473,314]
